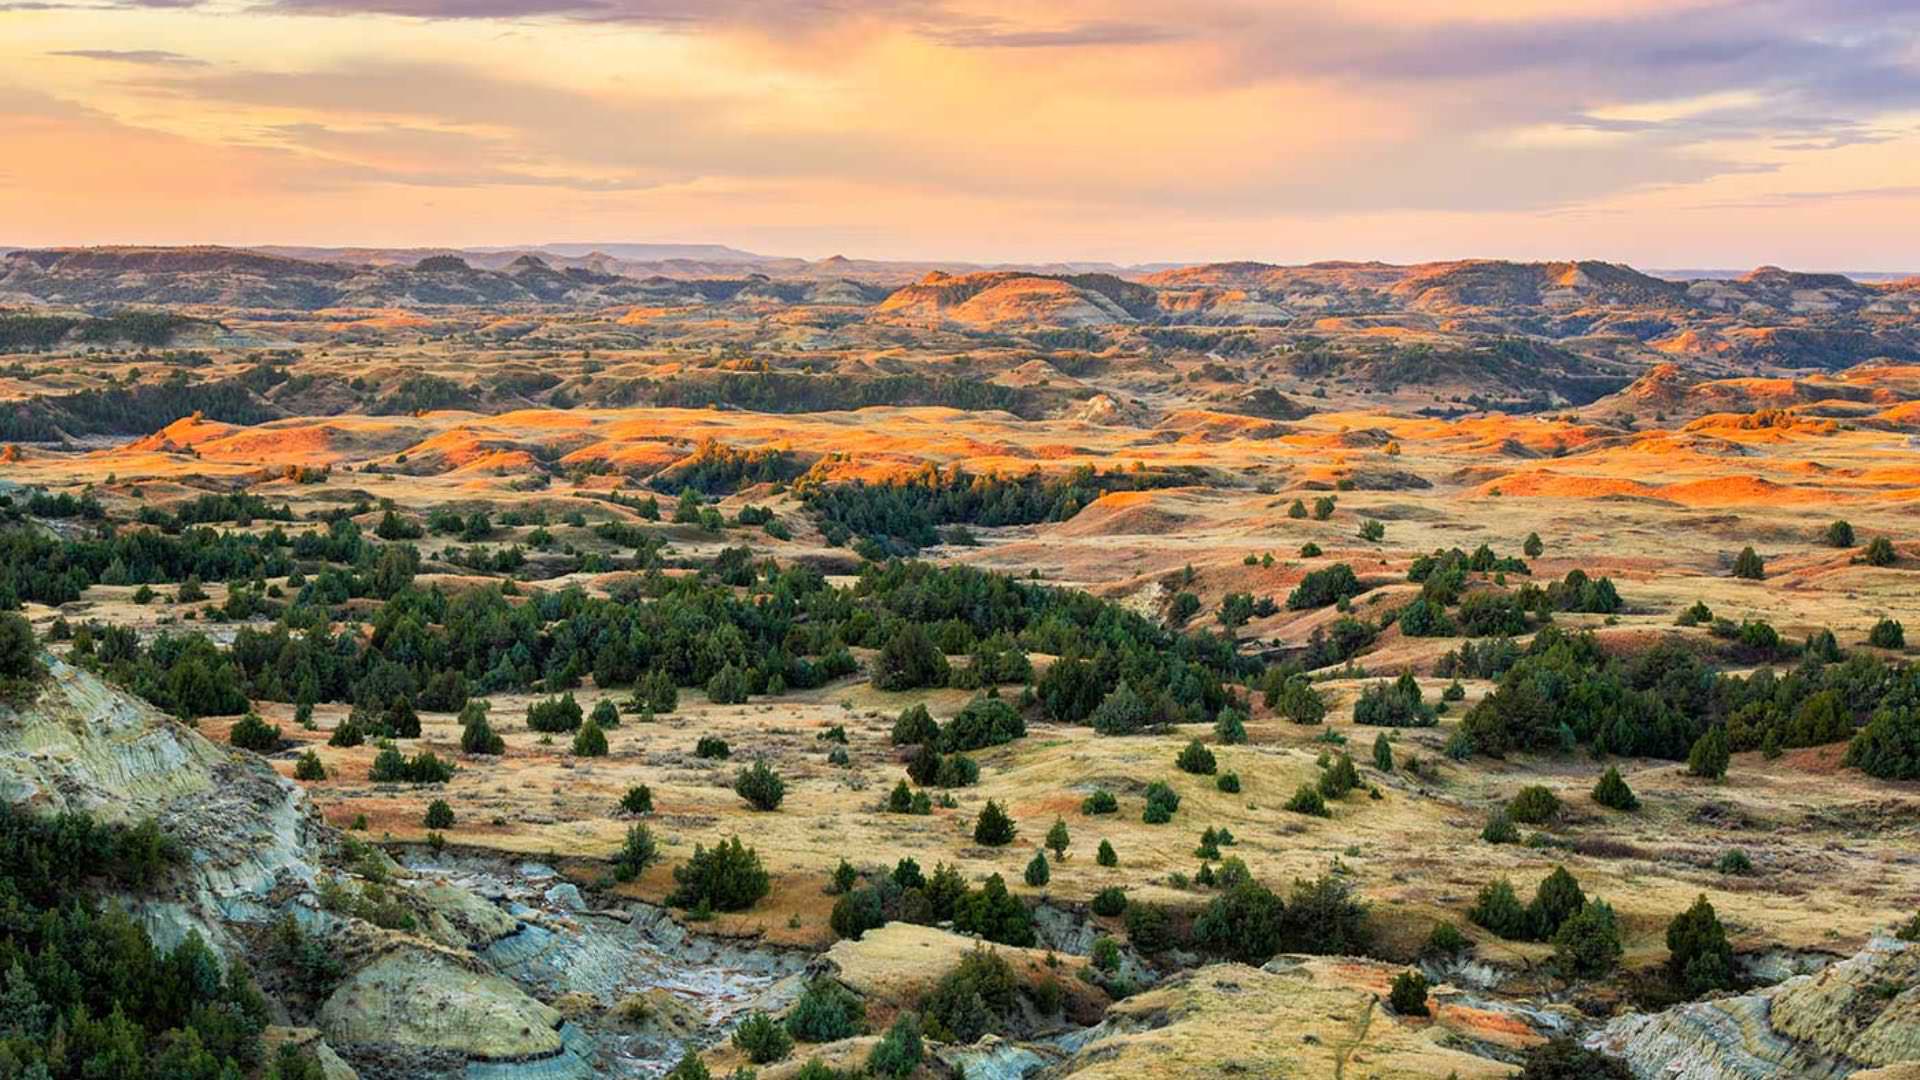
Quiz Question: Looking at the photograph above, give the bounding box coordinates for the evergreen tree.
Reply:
[973,800,1017,846]
[1591,766,1639,810]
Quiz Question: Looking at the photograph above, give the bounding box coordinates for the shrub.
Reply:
[973,800,1017,846]
[1192,880,1287,963]
[1024,850,1051,887]
[1845,706,1920,780]
[1091,886,1127,917]
[663,1049,709,1080]
[1090,682,1153,735]
[370,748,454,784]
[1285,784,1328,817]
[572,719,609,757]
[1688,726,1729,780]
[613,823,659,882]
[1523,532,1544,557]
[1667,894,1735,995]
[786,978,865,1042]
[696,735,732,759]
[924,946,1018,1044]
[1213,707,1248,745]
[887,779,914,813]
[1096,839,1117,866]
[1825,520,1856,547]
[1372,732,1393,772]
[1481,809,1519,844]
[1312,495,1335,520]
[526,693,583,733]
[621,785,653,815]
[1868,618,1905,649]
[872,623,950,691]
[706,663,750,704]
[1865,536,1898,566]
[1468,878,1531,940]
[1142,781,1180,824]
[1389,970,1430,1016]
[1424,921,1470,957]
[228,712,282,752]
[866,1012,922,1078]
[1732,546,1765,580]
[1530,866,1587,940]
[328,717,366,748]
[1299,542,1322,557]
[890,703,939,745]
[669,837,770,912]
[1081,789,1118,815]
[590,698,620,729]
[1592,767,1638,810]
[732,1011,792,1064]
[953,873,1034,946]
[1353,673,1435,727]
[1517,1039,1633,1080]
[1716,848,1753,875]
[294,750,327,781]
[1271,675,1327,725]
[1216,771,1241,793]
[1508,785,1561,824]
[460,710,505,755]
[734,759,786,811]
[1287,564,1362,610]
[1091,936,1121,971]
[1317,754,1359,799]
[1176,739,1217,775]
[422,799,455,829]
[1124,902,1175,953]
[942,695,1025,751]
[1045,818,1070,859]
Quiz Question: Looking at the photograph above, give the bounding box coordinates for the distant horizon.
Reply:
[4,240,1916,281]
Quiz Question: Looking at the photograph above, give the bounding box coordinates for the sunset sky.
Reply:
[4,0,1919,268]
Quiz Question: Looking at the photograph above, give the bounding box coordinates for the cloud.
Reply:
[50,49,208,66]
[922,18,1178,49]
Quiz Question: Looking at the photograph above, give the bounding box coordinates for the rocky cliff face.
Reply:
[1591,936,1920,1079]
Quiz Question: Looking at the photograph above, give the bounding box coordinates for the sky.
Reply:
[4,0,1920,268]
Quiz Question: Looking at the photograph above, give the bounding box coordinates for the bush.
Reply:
[734,759,786,810]
[1271,675,1327,725]
[1845,706,1920,779]
[669,837,770,912]
[590,698,620,729]
[891,703,939,745]
[952,873,1034,946]
[696,735,732,759]
[1732,546,1765,580]
[663,1049,709,1080]
[866,1012,923,1078]
[1091,886,1127,917]
[786,978,865,1042]
[1090,681,1153,735]
[424,799,455,829]
[1024,849,1050,887]
[1865,536,1898,566]
[370,748,454,784]
[1317,753,1359,799]
[328,717,366,748]
[613,823,659,882]
[1825,520,1855,547]
[1424,921,1470,957]
[1124,902,1175,953]
[1091,936,1121,971]
[1716,849,1753,875]
[621,785,653,815]
[1176,739,1217,775]
[1096,839,1117,866]
[1869,618,1905,649]
[1549,899,1622,980]
[1353,673,1435,727]
[1592,767,1639,810]
[1081,789,1118,815]
[943,695,1025,751]
[830,887,885,941]
[1688,725,1729,780]
[1213,708,1248,745]
[1045,817,1070,859]
[0,612,40,684]
[1508,785,1561,824]
[872,623,950,691]
[460,709,505,755]
[1388,970,1430,1016]
[974,800,1017,846]
[526,693,583,732]
[1517,1039,1633,1080]
[733,1011,792,1064]
[1216,771,1241,793]
[572,719,609,757]
[1142,781,1180,824]
[1468,878,1530,940]
[229,712,282,752]
[1372,732,1393,772]
[706,663,750,704]
[294,750,326,781]
[924,946,1018,1044]
[1667,894,1735,995]
[1285,784,1328,817]
[1287,563,1362,610]
[1481,810,1519,844]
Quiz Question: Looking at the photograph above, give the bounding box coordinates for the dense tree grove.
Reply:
[0,804,325,1078]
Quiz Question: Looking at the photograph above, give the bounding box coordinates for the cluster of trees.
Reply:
[796,461,1200,554]
[0,804,323,1079]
